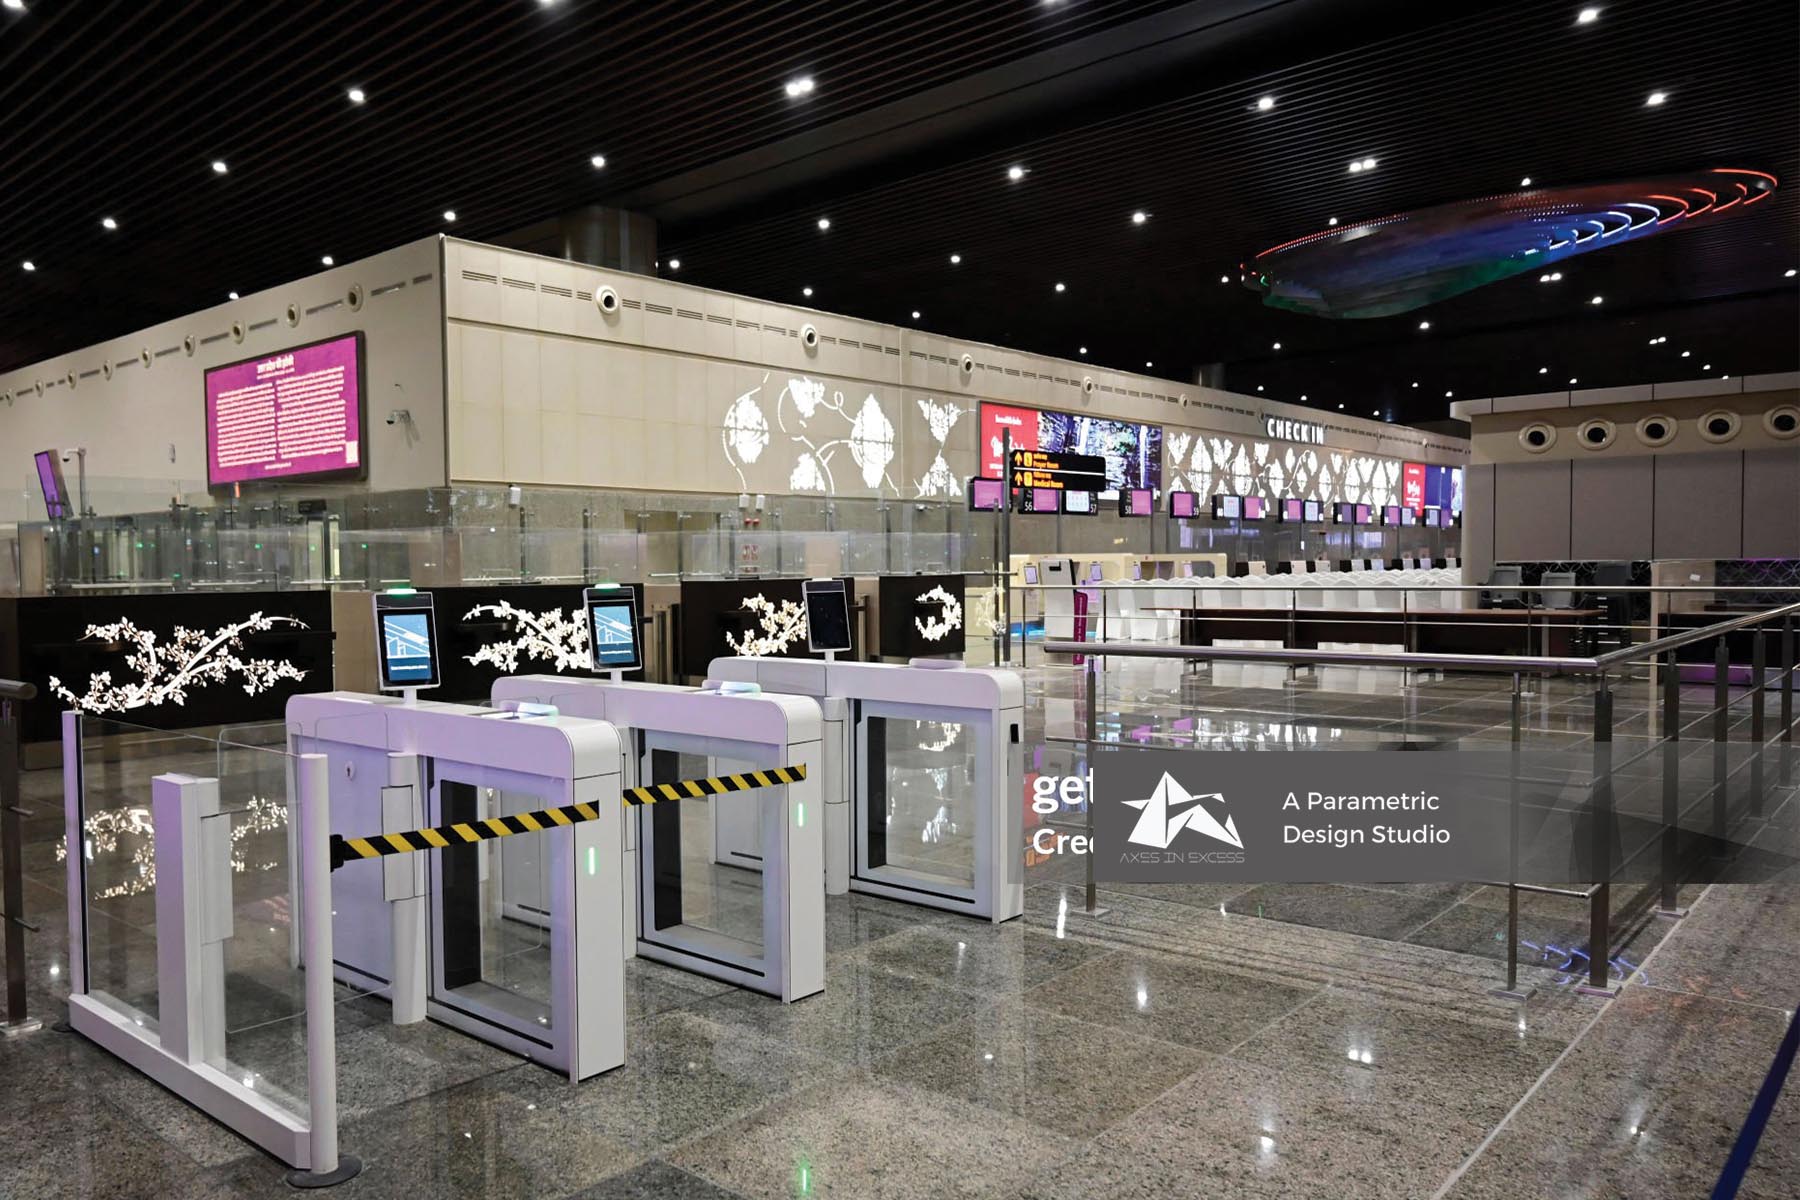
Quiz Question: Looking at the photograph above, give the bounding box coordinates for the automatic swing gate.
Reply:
[489,677,825,1002]
[706,657,1025,923]
[287,692,627,1080]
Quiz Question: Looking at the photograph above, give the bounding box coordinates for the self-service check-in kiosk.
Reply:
[707,654,1025,924]
[288,590,628,1080]
[491,585,825,1003]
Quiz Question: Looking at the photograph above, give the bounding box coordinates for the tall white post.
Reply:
[288,751,361,1187]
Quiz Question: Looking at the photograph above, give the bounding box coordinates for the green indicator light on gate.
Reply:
[797,803,805,828]
[586,846,597,876]
[385,585,417,595]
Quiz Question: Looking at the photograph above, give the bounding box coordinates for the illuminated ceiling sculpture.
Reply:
[1244,168,1778,318]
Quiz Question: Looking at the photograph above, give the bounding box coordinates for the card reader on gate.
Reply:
[714,681,762,696]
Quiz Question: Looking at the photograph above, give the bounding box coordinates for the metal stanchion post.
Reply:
[1657,649,1687,918]
[2,681,42,1037]
[1080,651,1108,918]
[1750,630,1767,817]
[286,752,361,1189]
[1782,616,1795,786]
[1579,680,1619,998]
[1713,638,1730,845]
[1492,672,1533,1000]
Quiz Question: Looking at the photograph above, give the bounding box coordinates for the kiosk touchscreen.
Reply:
[1022,563,1040,585]
[374,590,440,692]
[583,586,641,674]
[803,578,854,656]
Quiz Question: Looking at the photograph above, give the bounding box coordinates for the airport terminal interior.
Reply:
[1,2,1797,1197]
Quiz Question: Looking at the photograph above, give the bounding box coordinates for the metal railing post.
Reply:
[1750,629,1767,817]
[2,681,41,1037]
[286,751,361,1188]
[1492,672,1532,1000]
[1080,651,1107,918]
[1580,679,1618,997]
[1782,615,1795,787]
[1714,638,1731,845]
[1657,650,1686,918]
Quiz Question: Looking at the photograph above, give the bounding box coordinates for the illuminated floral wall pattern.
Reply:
[461,601,589,673]
[1165,433,1400,509]
[49,614,309,714]
[723,372,902,496]
[914,398,968,500]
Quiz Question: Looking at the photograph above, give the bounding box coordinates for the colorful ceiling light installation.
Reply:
[1244,168,1778,318]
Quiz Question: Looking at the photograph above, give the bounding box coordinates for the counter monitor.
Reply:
[802,578,853,654]
[583,585,642,673]
[374,590,440,692]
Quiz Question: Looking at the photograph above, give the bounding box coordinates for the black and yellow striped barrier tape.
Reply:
[328,764,807,871]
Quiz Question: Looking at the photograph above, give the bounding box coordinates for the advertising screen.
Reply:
[1242,496,1267,520]
[967,478,1006,511]
[1423,465,1465,515]
[1279,498,1304,523]
[981,402,1161,495]
[206,333,365,486]
[1401,462,1427,512]
[1169,491,1199,518]
[1212,494,1242,519]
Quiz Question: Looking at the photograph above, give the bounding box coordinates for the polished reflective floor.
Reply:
[2,661,1795,1198]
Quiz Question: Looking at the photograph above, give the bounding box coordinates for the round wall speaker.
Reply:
[801,324,820,352]
[1177,392,1190,407]
[139,347,153,369]
[595,285,620,316]
[346,284,365,312]
[183,334,197,357]
[1634,414,1676,447]
[34,379,45,396]
[101,360,114,381]
[65,370,78,390]
[284,303,301,328]
[1518,421,1557,453]
[958,353,975,375]
[1081,375,1096,396]
[1762,404,1800,440]
[1576,418,1615,449]
[1697,409,1740,443]
[230,321,246,344]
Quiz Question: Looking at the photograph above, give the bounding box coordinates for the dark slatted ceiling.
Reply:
[1,0,1794,427]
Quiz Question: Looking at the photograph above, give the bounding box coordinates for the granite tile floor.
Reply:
[0,660,1794,1198]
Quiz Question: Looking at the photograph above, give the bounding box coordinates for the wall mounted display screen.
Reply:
[1118,487,1154,517]
[1303,500,1325,523]
[583,586,641,672]
[967,477,1006,511]
[1354,503,1372,526]
[1211,494,1242,519]
[1063,490,1096,515]
[1382,505,1402,527]
[1333,502,1356,525]
[1400,505,1417,527]
[33,450,69,518]
[1401,462,1427,512]
[802,578,854,654]
[1278,498,1304,523]
[1169,491,1199,518]
[1242,496,1267,521]
[374,592,439,691]
[1423,465,1465,515]
[206,333,366,486]
[1019,486,1062,514]
[1422,505,1442,528]
[980,402,1162,495]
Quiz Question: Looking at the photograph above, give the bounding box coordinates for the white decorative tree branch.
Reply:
[48,613,309,713]
[913,585,964,642]
[462,602,590,673]
[724,594,809,657]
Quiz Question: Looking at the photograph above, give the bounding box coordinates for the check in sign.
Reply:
[1009,449,1106,492]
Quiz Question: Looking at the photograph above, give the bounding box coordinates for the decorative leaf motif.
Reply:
[462,602,590,673]
[48,614,310,714]
[912,585,963,642]
[724,594,809,657]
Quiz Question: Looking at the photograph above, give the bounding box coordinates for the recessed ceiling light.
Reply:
[802,286,813,297]
[2,1,25,11]
[101,216,118,230]
[1257,95,1276,112]
[1569,377,1579,384]
[1550,271,1562,281]
[1131,210,1148,225]
[911,310,921,319]
[1577,7,1600,24]
[1328,217,1338,226]
[1272,341,1281,350]
[1256,385,1264,392]
[784,76,815,99]
[1372,410,1379,416]
[949,253,961,265]
[1703,363,1712,370]
[667,258,681,271]
[1300,394,1308,401]
[1445,390,1454,397]
[1681,350,1690,357]
[1411,381,1419,388]
[590,154,606,169]
[816,216,830,231]
[1078,346,1087,354]
[1007,164,1027,182]
[442,210,457,222]
[1145,361,1153,368]
[22,260,36,272]
[1539,366,1548,373]
[1645,90,1667,106]
[1220,274,1230,283]
[1349,160,1363,174]
[321,255,334,266]
[1338,403,1345,409]
[1786,268,1797,277]
[346,86,366,104]
[1054,282,1065,293]
[1539,274,1551,283]
[211,160,228,175]
[1350,157,1376,173]
[1418,320,1430,330]
[228,291,239,300]
[1520,176,1533,186]
[1590,295,1603,305]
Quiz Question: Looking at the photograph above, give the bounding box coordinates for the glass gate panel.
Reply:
[856,703,988,902]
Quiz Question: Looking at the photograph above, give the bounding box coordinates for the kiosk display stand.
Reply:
[584,584,641,683]
[707,656,1025,924]
[803,577,852,663]
[491,669,826,1004]
[288,589,628,1081]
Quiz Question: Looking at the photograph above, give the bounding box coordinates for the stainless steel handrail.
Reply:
[0,680,35,701]
[1591,601,1800,671]
[1040,639,1591,675]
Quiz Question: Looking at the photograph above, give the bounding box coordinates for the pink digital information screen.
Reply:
[206,333,365,486]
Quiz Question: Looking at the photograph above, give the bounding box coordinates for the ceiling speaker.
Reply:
[1518,421,1556,453]
[801,323,820,353]
[595,285,620,316]
[346,284,365,312]
[959,353,975,375]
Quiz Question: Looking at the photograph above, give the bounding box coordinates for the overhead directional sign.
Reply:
[1009,448,1106,492]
